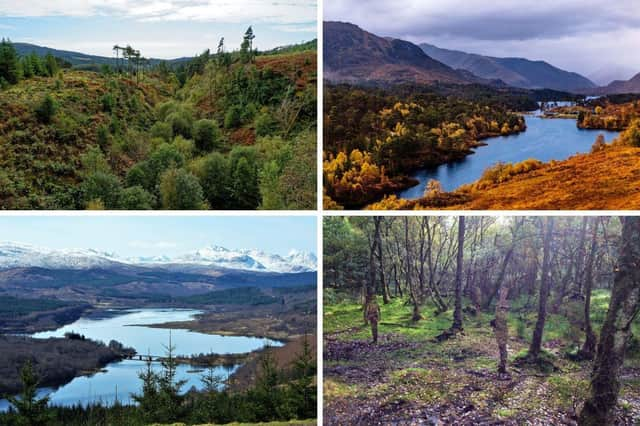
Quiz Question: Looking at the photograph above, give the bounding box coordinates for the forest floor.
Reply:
[323,293,640,425]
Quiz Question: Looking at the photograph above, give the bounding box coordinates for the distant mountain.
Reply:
[419,43,596,92]
[594,72,640,95]
[13,42,190,69]
[0,242,317,274]
[324,21,477,85]
[588,65,638,87]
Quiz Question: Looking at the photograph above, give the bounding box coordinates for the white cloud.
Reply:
[129,240,178,249]
[0,0,317,24]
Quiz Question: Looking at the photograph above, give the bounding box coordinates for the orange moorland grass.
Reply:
[368,144,640,210]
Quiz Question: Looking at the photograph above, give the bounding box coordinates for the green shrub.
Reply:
[255,111,277,137]
[35,94,58,124]
[193,119,221,152]
[80,172,123,209]
[166,110,193,139]
[224,105,242,129]
[96,124,110,150]
[159,168,206,209]
[150,121,173,142]
[101,93,115,113]
[119,186,155,210]
[172,135,196,160]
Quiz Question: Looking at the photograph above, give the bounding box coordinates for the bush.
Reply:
[255,111,277,137]
[150,121,173,142]
[224,105,242,129]
[172,135,196,160]
[96,125,110,150]
[193,119,221,152]
[35,94,58,124]
[101,93,115,113]
[119,186,155,210]
[166,110,193,139]
[159,168,206,209]
[80,172,123,209]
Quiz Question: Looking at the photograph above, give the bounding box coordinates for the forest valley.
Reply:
[363,96,640,210]
[324,216,640,425]
[0,30,316,209]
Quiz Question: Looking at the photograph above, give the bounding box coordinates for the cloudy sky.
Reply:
[0,0,316,58]
[0,216,317,257]
[325,0,640,81]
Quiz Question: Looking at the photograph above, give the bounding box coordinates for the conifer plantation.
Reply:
[324,216,640,424]
[0,32,316,210]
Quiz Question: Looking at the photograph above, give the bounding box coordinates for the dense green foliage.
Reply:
[0,33,316,210]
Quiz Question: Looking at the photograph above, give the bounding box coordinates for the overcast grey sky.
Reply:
[325,0,640,78]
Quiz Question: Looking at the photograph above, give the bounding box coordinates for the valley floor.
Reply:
[323,299,640,425]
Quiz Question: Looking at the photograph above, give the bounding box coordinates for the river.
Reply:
[397,106,621,199]
[0,308,280,410]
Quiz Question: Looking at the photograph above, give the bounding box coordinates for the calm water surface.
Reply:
[398,109,620,198]
[1,308,280,409]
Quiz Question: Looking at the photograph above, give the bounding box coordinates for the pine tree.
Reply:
[0,38,20,84]
[240,27,256,64]
[288,333,316,419]
[132,354,159,422]
[7,360,52,426]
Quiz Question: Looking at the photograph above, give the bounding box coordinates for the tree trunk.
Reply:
[579,217,640,426]
[405,217,421,322]
[451,217,465,332]
[579,218,599,359]
[495,281,510,374]
[375,223,390,304]
[529,217,554,359]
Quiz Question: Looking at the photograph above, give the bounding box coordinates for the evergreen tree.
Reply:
[0,38,20,84]
[35,94,58,124]
[240,26,256,64]
[7,360,52,426]
[288,333,316,419]
[156,333,188,421]
[132,355,160,422]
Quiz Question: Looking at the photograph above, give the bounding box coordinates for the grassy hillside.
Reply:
[369,144,640,210]
[0,43,316,210]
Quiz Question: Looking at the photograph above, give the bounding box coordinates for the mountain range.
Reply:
[324,21,480,85]
[324,21,638,94]
[419,43,596,92]
[0,242,317,274]
[592,72,640,95]
[13,42,192,69]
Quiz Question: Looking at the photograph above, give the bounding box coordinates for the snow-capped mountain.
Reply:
[0,242,123,270]
[0,242,317,273]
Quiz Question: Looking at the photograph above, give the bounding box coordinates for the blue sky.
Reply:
[0,216,317,257]
[0,1,316,58]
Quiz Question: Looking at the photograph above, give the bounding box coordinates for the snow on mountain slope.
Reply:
[0,242,316,273]
[0,242,123,270]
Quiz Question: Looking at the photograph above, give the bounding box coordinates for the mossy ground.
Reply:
[323,291,640,425]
